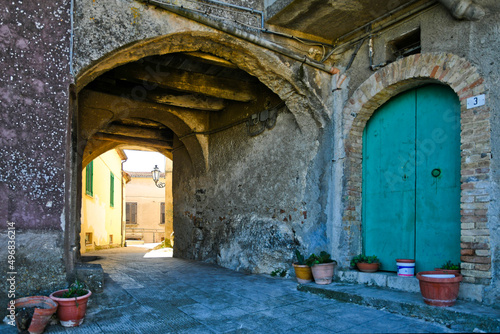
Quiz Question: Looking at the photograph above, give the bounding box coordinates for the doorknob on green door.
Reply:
[431,168,441,177]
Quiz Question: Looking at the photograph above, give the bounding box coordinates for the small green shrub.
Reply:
[294,249,306,265]
[350,254,380,268]
[440,260,460,270]
[270,268,287,277]
[153,239,173,250]
[305,251,336,267]
[61,280,88,298]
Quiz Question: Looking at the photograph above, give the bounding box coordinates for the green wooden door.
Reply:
[363,85,460,272]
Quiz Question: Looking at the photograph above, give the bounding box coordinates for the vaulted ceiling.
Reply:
[81,51,268,156]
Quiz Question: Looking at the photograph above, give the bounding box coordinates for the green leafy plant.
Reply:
[350,254,380,267]
[153,239,173,250]
[440,260,460,270]
[294,249,306,265]
[305,251,336,267]
[270,268,287,277]
[61,280,88,298]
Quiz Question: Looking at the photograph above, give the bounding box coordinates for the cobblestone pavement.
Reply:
[1,247,459,333]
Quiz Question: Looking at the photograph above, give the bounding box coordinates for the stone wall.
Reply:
[0,0,71,312]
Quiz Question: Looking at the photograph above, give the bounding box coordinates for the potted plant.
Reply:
[292,249,313,284]
[416,271,462,307]
[306,251,337,285]
[12,296,58,334]
[49,279,92,327]
[435,260,460,274]
[350,254,381,272]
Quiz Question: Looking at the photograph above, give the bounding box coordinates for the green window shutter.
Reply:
[85,161,93,196]
[110,172,115,207]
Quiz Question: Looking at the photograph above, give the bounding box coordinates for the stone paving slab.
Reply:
[0,247,471,333]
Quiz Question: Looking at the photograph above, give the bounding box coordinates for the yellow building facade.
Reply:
[125,159,173,244]
[80,149,127,253]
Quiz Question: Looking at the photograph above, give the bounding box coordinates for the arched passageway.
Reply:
[72,33,325,269]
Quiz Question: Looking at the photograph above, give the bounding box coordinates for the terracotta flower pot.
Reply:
[293,263,313,284]
[416,271,462,307]
[49,289,92,327]
[13,296,58,334]
[311,262,336,285]
[356,262,379,273]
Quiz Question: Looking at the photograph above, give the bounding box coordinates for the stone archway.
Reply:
[76,31,331,135]
[71,30,333,273]
[341,53,491,285]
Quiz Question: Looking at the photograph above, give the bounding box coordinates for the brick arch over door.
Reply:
[342,53,491,285]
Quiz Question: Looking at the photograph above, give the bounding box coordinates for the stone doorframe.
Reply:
[341,53,491,285]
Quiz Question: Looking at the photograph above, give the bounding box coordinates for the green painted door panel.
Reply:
[363,84,461,273]
[363,91,416,272]
[415,85,461,272]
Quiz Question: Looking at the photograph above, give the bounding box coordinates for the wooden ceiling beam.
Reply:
[94,133,173,150]
[100,124,172,142]
[114,65,257,102]
[88,81,226,111]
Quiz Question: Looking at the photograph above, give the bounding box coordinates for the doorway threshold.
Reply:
[336,269,420,293]
[333,269,483,302]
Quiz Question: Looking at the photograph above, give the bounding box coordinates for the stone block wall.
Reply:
[0,0,72,314]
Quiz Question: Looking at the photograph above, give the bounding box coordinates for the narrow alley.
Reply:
[2,247,460,334]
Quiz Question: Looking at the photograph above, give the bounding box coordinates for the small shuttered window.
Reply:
[85,161,93,197]
[160,202,165,224]
[110,172,115,207]
[126,202,137,224]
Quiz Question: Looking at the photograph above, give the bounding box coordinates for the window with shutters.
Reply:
[126,202,137,224]
[110,172,115,207]
[160,202,165,224]
[85,161,93,197]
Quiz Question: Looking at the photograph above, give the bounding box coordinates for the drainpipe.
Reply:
[437,0,485,21]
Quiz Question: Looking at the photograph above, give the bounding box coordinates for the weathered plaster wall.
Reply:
[0,0,71,313]
[81,149,124,253]
[174,103,333,273]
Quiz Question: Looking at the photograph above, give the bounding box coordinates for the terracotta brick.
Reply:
[430,65,440,78]
[461,242,490,249]
[469,78,484,90]
[461,256,490,264]
[460,249,474,255]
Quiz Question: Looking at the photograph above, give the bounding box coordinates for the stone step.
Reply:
[297,281,500,333]
[125,239,145,246]
[335,270,483,301]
